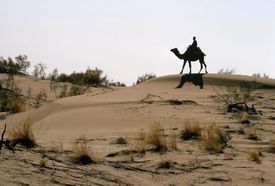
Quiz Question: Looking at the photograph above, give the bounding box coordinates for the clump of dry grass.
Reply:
[134,131,146,153]
[248,149,262,163]
[158,159,172,169]
[180,120,202,140]
[246,129,258,140]
[240,112,250,124]
[115,137,127,145]
[72,136,95,165]
[145,122,167,152]
[201,124,231,153]
[10,97,25,113]
[158,155,173,169]
[39,158,47,167]
[8,118,36,148]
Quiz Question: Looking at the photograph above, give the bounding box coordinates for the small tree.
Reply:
[15,55,30,74]
[33,63,47,79]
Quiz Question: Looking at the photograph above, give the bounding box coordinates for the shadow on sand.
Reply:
[176,73,205,89]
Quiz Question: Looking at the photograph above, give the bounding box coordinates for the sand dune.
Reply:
[1,73,275,185]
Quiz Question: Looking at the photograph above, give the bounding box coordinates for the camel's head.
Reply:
[170,48,177,52]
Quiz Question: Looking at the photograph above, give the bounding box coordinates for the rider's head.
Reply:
[193,36,196,40]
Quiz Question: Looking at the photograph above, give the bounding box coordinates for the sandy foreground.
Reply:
[0,73,275,186]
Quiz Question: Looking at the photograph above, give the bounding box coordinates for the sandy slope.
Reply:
[1,73,275,185]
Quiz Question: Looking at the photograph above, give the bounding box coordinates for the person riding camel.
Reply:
[191,36,197,48]
[188,36,204,55]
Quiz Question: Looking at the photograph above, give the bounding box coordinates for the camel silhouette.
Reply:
[170,48,208,74]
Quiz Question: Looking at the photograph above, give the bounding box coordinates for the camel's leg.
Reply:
[202,59,208,73]
[188,61,191,74]
[180,60,187,74]
[199,61,203,74]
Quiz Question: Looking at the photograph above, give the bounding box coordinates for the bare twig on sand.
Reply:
[0,124,15,154]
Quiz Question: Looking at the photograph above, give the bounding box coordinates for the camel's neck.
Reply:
[171,49,184,60]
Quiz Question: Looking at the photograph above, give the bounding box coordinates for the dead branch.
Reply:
[0,124,15,154]
[0,124,6,153]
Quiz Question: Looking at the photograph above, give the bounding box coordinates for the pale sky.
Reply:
[1,0,274,85]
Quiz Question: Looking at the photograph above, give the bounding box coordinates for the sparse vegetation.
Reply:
[57,67,108,87]
[252,73,269,78]
[214,86,256,106]
[248,149,262,163]
[115,137,127,145]
[217,68,235,75]
[72,136,95,165]
[246,129,258,141]
[0,55,30,75]
[39,158,47,167]
[158,158,173,169]
[8,118,36,148]
[34,90,47,108]
[201,124,231,153]
[240,112,250,124]
[59,84,68,98]
[134,131,146,153]
[180,120,202,140]
[0,76,25,113]
[135,73,156,85]
[69,84,87,96]
[33,63,47,79]
[145,122,167,152]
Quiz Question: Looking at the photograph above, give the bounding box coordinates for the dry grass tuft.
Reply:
[39,158,47,167]
[201,124,231,153]
[9,118,36,148]
[248,149,262,163]
[134,131,146,153]
[115,137,127,145]
[11,97,25,113]
[72,136,95,165]
[246,129,258,140]
[180,120,202,140]
[240,112,250,124]
[158,155,173,169]
[158,160,172,169]
[145,122,167,152]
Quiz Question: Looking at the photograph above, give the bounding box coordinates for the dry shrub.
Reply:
[158,157,173,169]
[180,120,202,140]
[248,149,262,163]
[246,129,258,140]
[240,112,250,124]
[134,131,146,153]
[9,118,36,148]
[11,97,25,113]
[214,81,258,106]
[35,90,47,108]
[115,137,127,145]
[72,136,95,165]
[39,158,47,167]
[145,122,167,152]
[201,124,231,153]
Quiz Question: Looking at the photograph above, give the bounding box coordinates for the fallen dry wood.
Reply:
[0,124,15,154]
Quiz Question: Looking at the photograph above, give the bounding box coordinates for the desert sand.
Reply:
[0,73,275,186]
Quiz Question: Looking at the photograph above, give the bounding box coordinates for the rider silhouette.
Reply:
[191,36,197,48]
[188,36,203,55]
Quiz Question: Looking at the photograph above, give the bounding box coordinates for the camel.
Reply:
[170,48,208,74]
